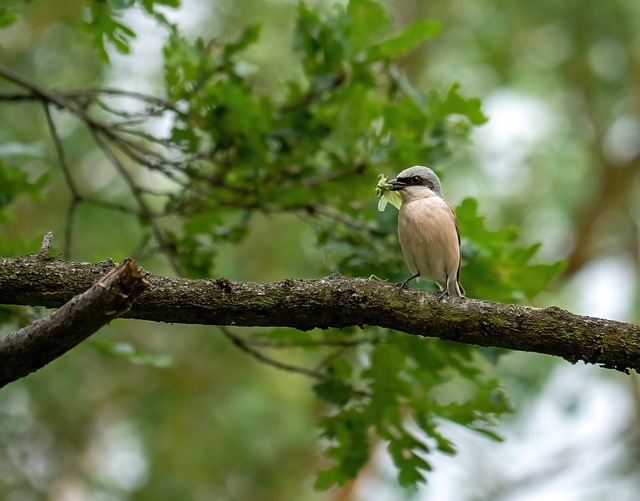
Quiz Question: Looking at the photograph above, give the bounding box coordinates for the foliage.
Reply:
[0,0,565,497]
[85,0,180,61]
[0,158,47,221]
[313,337,510,489]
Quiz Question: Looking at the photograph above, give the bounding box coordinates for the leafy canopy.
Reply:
[0,0,563,493]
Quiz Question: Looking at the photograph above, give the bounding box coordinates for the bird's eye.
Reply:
[410,176,422,185]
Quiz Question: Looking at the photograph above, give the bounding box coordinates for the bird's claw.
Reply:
[396,280,410,290]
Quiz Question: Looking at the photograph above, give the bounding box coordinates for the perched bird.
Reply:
[389,166,465,297]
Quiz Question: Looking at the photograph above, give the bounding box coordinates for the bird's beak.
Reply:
[388,178,407,191]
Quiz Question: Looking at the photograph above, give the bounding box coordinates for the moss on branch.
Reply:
[0,255,639,374]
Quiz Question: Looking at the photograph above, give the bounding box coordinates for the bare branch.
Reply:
[0,66,189,269]
[238,336,376,349]
[42,104,80,255]
[89,128,185,275]
[220,326,324,379]
[0,259,149,388]
[305,202,385,235]
[64,87,186,116]
[36,231,54,259]
[219,328,371,397]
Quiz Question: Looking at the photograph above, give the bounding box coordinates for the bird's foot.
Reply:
[397,272,419,290]
[396,280,411,290]
[436,289,449,300]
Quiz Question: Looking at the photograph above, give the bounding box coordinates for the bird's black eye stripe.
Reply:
[398,174,436,189]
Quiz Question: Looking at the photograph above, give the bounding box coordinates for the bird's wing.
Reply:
[446,200,465,295]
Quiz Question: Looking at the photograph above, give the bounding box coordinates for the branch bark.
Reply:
[0,255,639,376]
[0,258,149,387]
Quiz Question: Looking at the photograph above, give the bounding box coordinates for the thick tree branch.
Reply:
[0,258,149,388]
[0,255,639,374]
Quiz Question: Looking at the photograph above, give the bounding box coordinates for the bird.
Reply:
[388,166,465,298]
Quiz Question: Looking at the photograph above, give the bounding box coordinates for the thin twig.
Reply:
[112,126,171,144]
[42,106,76,187]
[82,198,146,216]
[279,168,363,189]
[65,87,186,116]
[106,133,190,185]
[236,335,379,349]
[64,201,78,257]
[0,66,62,103]
[0,91,38,101]
[219,327,372,398]
[0,66,187,184]
[0,66,191,270]
[43,103,81,256]
[220,326,324,379]
[307,202,383,233]
[89,127,185,276]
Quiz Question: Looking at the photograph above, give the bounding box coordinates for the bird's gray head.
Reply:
[388,166,444,200]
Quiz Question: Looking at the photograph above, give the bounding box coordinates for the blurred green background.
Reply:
[1,0,639,500]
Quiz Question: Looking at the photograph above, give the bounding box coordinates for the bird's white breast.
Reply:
[397,196,460,286]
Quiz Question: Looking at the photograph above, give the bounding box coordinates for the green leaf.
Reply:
[0,161,47,211]
[316,408,370,489]
[142,0,181,13]
[0,8,17,29]
[314,467,342,491]
[428,83,488,125]
[387,432,432,487]
[324,351,354,380]
[375,174,402,211]
[92,341,172,368]
[346,0,389,54]
[439,385,510,437]
[361,344,411,433]
[369,19,441,59]
[224,24,262,58]
[295,3,347,76]
[85,2,138,62]
[313,379,353,406]
[398,466,426,487]
[457,197,564,302]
